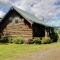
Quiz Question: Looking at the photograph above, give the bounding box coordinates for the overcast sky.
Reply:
[0,0,60,27]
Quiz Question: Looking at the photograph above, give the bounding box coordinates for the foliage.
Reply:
[33,37,53,44]
[41,37,51,44]
[2,36,24,44]
[0,36,9,43]
[50,32,58,42]
[12,36,24,44]
[57,34,60,42]
[7,36,12,43]
[33,38,41,44]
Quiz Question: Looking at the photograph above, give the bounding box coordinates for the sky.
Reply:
[0,0,60,27]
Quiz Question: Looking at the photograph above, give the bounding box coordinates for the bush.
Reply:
[41,37,51,44]
[7,36,13,43]
[33,38,41,44]
[4,36,24,44]
[0,36,10,43]
[12,36,24,44]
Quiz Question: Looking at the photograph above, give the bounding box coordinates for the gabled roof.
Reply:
[1,6,58,28]
[11,6,45,25]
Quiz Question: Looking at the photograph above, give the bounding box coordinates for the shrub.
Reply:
[41,37,51,44]
[3,36,24,44]
[50,33,58,42]
[12,36,24,44]
[0,37,8,43]
[0,35,10,43]
[33,38,41,44]
[7,36,13,43]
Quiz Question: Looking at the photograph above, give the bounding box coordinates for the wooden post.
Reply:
[45,28,49,38]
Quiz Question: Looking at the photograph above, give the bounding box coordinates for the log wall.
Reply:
[3,11,33,40]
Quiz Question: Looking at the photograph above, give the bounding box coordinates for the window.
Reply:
[9,17,13,22]
[15,19,18,23]
[14,16,20,23]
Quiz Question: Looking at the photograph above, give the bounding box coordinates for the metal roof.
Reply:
[12,6,52,27]
[1,6,60,28]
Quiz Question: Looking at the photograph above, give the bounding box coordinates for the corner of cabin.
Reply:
[0,9,33,43]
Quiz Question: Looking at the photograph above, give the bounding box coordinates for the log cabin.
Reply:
[0,6,57,43]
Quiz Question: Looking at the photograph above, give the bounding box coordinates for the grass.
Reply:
[0,42,60,60]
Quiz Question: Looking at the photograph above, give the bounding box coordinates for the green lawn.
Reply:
[0,43,60,60]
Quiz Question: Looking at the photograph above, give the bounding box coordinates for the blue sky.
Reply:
[0,3,11,12]
[0,0,60,27]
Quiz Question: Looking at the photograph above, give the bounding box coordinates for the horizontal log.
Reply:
[7,35,33,39]
[7,23,31,27]
[4,26,32,29]
[6,30,32,32]
[5,30,32,32]
[3,32,32,35]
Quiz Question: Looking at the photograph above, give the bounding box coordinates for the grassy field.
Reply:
[0,43,60,60]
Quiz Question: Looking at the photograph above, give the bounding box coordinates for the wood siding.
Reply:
[2,10,32,40]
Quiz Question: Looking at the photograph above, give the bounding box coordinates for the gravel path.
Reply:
[14,46,60,60]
